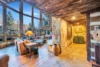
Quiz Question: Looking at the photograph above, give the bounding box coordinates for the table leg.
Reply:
[34,47,38,55]
[28,47,32,58]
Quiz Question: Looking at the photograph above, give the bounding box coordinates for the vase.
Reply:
[53,44,61,56]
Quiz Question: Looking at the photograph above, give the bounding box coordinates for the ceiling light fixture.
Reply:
[77,23,79,25]
[72,16,76,20]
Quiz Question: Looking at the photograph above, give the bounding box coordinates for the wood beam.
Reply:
[32,6,34,32]
[19,0,23,35]
[2,4,7,42]
[40,11,42,35]
[86,13,91,61]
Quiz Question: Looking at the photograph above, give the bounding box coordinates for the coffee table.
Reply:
[26,42,39,58]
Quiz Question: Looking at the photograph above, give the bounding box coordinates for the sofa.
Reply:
[15,38,45,55]
[0,54,9,67]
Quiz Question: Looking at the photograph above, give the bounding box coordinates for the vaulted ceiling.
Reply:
[25,0,100,17]
[1,0,100,23]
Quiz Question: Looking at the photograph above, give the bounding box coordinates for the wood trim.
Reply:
[86,13,91,61]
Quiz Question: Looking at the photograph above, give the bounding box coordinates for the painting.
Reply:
[75,28,82,33]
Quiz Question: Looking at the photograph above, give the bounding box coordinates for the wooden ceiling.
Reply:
[1,0,100,23]
[26,0,100,17]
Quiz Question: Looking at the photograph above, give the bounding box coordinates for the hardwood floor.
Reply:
[0,43,92,67]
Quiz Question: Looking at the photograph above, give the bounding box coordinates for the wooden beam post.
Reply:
[2,4,7,42]
[32,6,34,32]
[19,0,23,36]
[40,11,42,35]
[86,13,91,61]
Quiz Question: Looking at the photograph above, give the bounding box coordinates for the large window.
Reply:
[34,18,41,36]
[34,7,40,18]
[0,0,48,43]
[42,13,49,26]
[23,15,31,33]
[7,8,20,36]
[0,5,3,34]
[0,5,3,43]
[7,1,19,11]
[34,19,40,29]
[23,2,32,15]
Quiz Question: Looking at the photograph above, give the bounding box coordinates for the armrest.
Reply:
[0,54,9,67]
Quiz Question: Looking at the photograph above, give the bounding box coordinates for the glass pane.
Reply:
[0,5,3,34]
[23,15,31,33]
[7,1,19,11]
[42,13,46,20]
[34,7,40,18]
[34,19,40,29]
[42,13,49,26]
[0,5,3,43]
[7,8,20,36]
[23,2,32,15]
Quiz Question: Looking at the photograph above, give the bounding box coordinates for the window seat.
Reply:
[0,40,14,49]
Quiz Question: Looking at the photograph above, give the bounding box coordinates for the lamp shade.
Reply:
[25,30,34,37]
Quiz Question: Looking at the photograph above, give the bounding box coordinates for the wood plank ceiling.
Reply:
[25,0,100,23]
[26,0,100,17]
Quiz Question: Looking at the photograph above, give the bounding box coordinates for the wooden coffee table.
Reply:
[26,42,39,58]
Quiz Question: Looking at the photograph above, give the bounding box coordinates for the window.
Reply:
[23,15,31,33]
[34,7,40,18]
[0,5,3,42]
[7,8,20,36]
[7,1,20,11]
[0,5,3,34]
[34,19,40,30]
[42,13,49,26]
[23,2,32,15]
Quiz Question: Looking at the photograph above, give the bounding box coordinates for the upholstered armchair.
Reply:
[0,54,9,67]
[15,40,30,55]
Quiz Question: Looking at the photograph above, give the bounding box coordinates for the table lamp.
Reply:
[25,30,34,40]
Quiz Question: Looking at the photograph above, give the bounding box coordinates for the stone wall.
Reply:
[52,17,72,53]
[60,19,72,53]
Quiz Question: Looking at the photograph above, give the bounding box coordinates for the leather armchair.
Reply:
[0,54,9,67]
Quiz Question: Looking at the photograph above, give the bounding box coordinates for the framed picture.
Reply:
[75,28,82,33]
